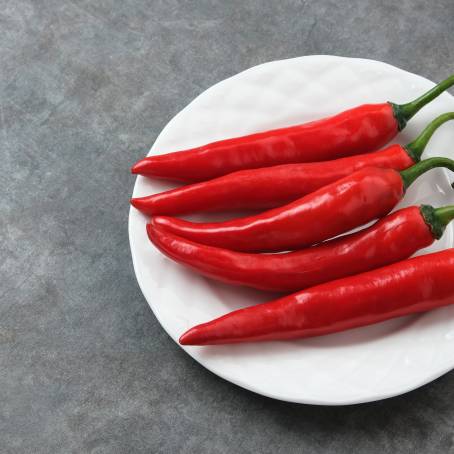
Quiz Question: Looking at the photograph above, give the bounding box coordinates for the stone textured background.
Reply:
[2,1,454,452]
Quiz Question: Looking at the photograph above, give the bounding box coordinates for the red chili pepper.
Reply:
[151,157,454,252]
[148,205,453,292]
[179,248,454,345]
[132,113,454,216]
[132,75,454,182]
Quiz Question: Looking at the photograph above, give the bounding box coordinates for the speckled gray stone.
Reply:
[2,1,454,452]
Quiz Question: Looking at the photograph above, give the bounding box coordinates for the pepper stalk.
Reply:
[400,157,454,189]
[391,74,454,130]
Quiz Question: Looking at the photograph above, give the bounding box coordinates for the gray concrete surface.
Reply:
[2,0,454,452]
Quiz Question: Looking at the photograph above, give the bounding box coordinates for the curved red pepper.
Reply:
[132,113,454,215]
[179,249,454,345]
[147,205,449,292]
[132,75,454,182]
[151,157,454,252]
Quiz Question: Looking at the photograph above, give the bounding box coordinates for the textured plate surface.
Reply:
[129,56,454,405]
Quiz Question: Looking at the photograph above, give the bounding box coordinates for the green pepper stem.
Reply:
[434,205,454,227]
[421,205,454,239]
[391,74,454,130]
[405,112,454,162]
[400,157,454,189]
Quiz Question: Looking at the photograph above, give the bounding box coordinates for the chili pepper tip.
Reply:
[179,327,200,345]
[131,158,149,174]
[146,222,155,240]
[147,220,167,243]
[151,216,172,231]
[130,196,147,211]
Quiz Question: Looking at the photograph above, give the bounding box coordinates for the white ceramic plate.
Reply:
[129,56,454,405]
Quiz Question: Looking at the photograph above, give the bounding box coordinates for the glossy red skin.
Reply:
[151,167,405,252]
[132,103,398,182]
[147,207,434,292]
[179,249,454,345]
[132,144,413,216]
